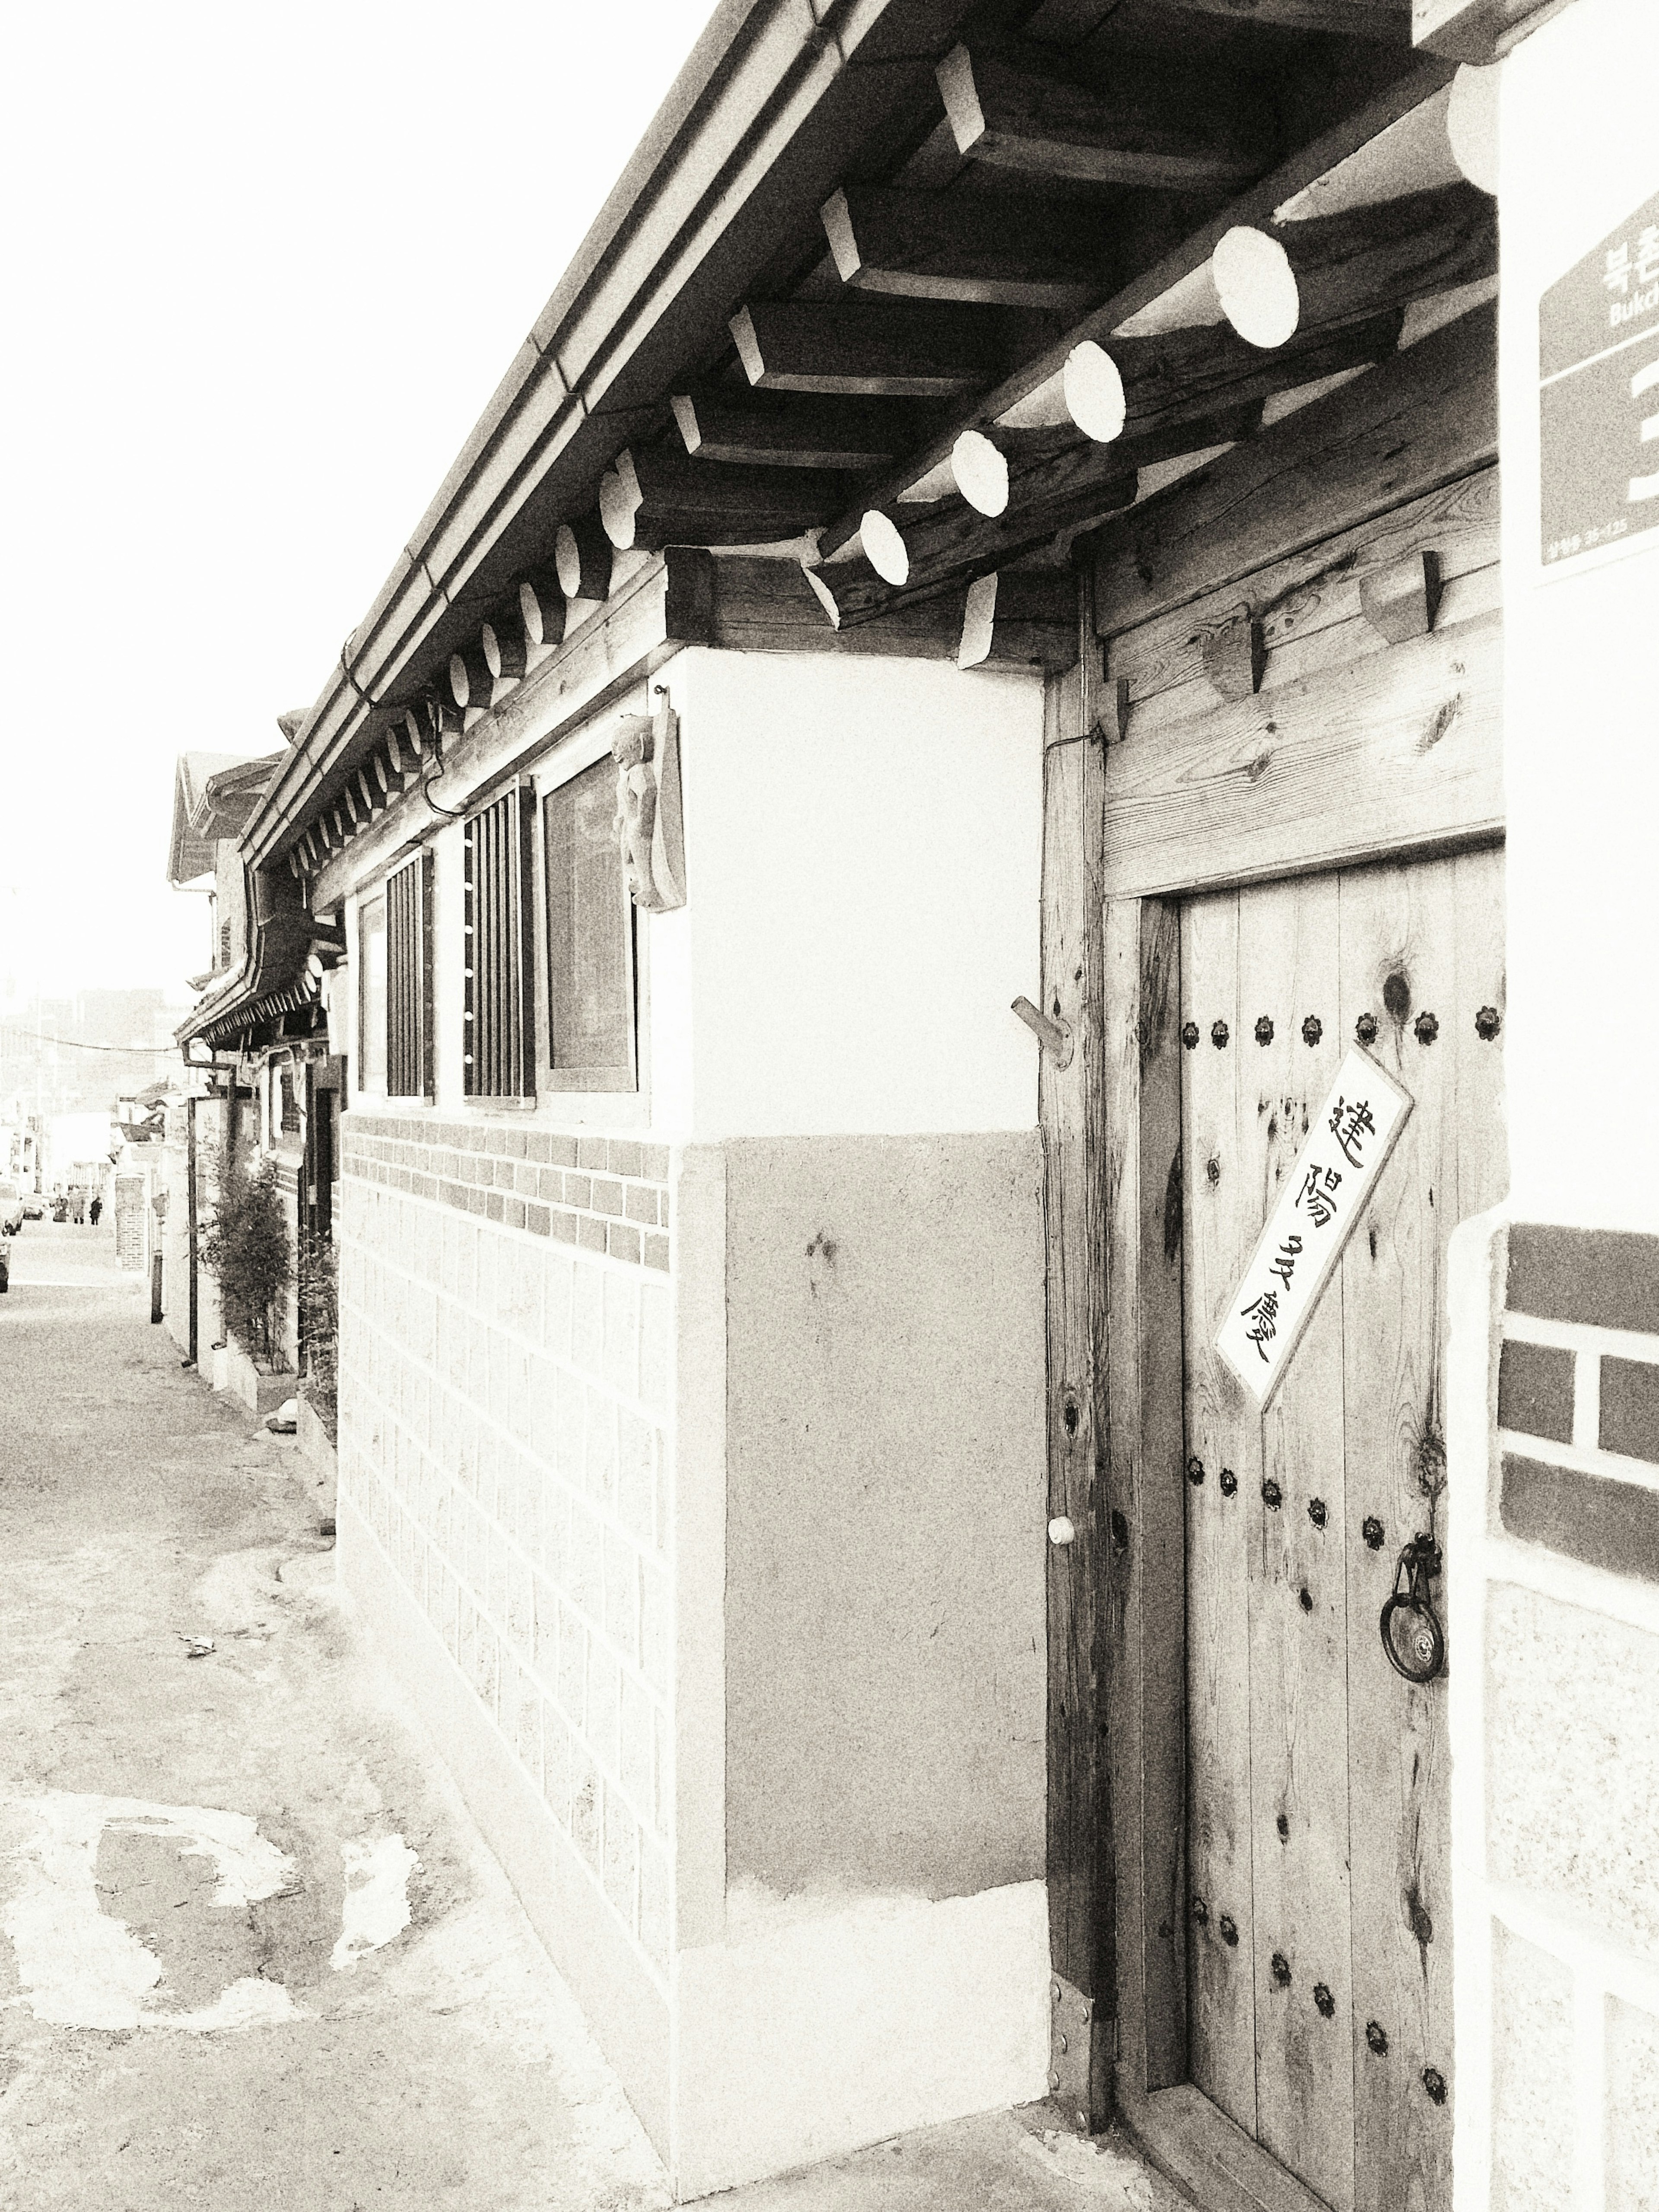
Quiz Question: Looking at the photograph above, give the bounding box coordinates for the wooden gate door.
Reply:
[1180,848,1506,2211]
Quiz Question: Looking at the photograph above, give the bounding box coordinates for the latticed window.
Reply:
[463,787,534,1098]
[385,852,434,1100]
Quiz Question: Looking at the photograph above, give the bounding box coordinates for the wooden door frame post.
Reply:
[1039,574,1114,2133]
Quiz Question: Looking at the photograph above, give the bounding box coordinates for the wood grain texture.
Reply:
[1105,467,1499,709]
[1103,895,1188,2098]
[1336,855,1462,2212]
[1125,562,1500,747]
[1042,724,1114,2126]
[940,39,1278,191]
[1261,183,1496,334]
[1092,302,1496,636]
[823,183,1116,310]
[1101,609,1503,901]
[1236,874,1355,2212]
[1181,890,1258,2134]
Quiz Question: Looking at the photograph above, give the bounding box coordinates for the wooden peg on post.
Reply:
[1011,994,1075,1070]
[1202,609,1267,701]
[1360,550,1443,643]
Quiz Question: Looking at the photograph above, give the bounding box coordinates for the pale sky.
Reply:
[0,0,719,1006]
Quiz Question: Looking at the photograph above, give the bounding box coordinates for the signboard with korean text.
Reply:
[1216,1047,1414,1407]
[1540,188,1659,575]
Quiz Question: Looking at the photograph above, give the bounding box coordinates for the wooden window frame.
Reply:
[540,757,639,1096]
[356,889,388,1100]
[385,849,435,1102]
[463,783,535,1101]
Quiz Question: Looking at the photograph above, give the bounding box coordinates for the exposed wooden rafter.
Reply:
[600,445,845,553]
[731,297,1047,398]
[948,311,1403,515]
[936,40,1278,192]
[1211,180,1495,348]
[820,184,1116,311]
[808,55,1460,608]
[671,388,941,471]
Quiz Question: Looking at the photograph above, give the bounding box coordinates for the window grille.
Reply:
[386,851,434,1099]
[463,786,534,1098]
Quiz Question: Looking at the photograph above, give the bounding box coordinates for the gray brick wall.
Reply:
[336,1120,672,1981]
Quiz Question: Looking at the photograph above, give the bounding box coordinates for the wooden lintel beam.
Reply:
[821,184,1116,311]
[731,297,1040,399]
[671,388,943,471]
[937,40,1276,194]
[816,56,1458,566]
[958,568,1078,671]
[661,547,968,661]
[600,444,847,553]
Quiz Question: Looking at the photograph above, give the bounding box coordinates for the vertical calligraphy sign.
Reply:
[1216,1046,1414,1407]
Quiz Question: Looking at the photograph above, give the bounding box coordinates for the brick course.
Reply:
[342,1114,671,1271]
[335,1129,673,1985]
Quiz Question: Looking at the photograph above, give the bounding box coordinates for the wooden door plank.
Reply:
[1336,857,1459,2212]
[1102,610,1504,903]
[1452,848,1508,1222]
[1105,896,1188,2097]
[1181,890,1258,2134]
[1236,873,1356,2212]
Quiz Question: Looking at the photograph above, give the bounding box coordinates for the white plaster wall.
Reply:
[670,648,1044,1141]
[1499,0,1659,1231]
[672,1879,1051,2201]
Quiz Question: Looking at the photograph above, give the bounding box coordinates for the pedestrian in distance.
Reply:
[89,1196,103,1229]
[71,1192,85,1227]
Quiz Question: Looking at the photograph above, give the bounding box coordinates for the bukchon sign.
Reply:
[1539,187,1659,573]
[1217,1048,1414,1408]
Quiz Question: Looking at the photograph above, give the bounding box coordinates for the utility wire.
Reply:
[0,1025,178,1058]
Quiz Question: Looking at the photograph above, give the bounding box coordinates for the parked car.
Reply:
[0,1182,24,1236]
[20,1195,42,1220]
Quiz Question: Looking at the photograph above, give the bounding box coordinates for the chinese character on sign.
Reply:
[1216,1046,1414,1406]
[1240,1290,1280,1362]
[1328,1096,1376,1168]
[1297,1164,1343,1229]
[1606,242,1632,297]
[1269,1235,1304,1291]
[1638,228,1659,289]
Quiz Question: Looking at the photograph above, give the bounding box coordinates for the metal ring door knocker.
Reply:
[1380,1534,1446,1682]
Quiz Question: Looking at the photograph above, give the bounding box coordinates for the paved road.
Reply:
[0,1222,667,2211]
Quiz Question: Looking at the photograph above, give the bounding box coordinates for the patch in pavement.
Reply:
[4,1795,419,2031]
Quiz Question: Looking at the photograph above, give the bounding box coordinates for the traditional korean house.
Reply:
[168,740,342,1386]
[222,0,1659,2202]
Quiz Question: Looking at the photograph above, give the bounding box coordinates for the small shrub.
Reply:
[201,1144,291,1366]
[297,1229,338,1442]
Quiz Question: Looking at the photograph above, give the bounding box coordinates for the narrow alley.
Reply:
[0,1221,671,2212]
[0,1221,1182,2212]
